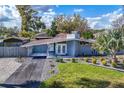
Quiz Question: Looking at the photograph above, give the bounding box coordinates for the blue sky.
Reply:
[52,5,122,17]
[0,5,123,29]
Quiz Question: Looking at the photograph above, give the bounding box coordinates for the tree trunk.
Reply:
[112,53,117,62]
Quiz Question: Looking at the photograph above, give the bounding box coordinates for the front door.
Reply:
[56,44,67,55]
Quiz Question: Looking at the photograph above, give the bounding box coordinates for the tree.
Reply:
[0,24,19,38]
[16,5,46,32]
[111,16,124,29]
[81,31,94,39]
[72,14,89,33]
[93,29,124,62]
[19,30,36,39]
[45,19,58,37]
[29,16,46,32]
[54,14,89,34]
[16,5,31,31]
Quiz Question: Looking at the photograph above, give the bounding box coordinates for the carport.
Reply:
[32,44,48,58]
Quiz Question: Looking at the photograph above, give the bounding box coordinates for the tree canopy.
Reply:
[0,24,19,38]
[16,5,46,32]
[54,14,89,33]
[93,29,124,62]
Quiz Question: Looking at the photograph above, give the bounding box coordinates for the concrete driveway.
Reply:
[0,58,21,84]
[0,59,58,88]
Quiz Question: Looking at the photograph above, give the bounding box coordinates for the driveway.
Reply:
[0,59,58,88]
[0,58,21,84]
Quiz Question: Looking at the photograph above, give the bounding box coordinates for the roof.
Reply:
[80,38,96,43]
[3,37,30,42]
[55,33,67,38]
[22,33,96,47]
[21,38,67,47]
[35,32,52,39]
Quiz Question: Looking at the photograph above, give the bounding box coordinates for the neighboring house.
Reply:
[22,31,98,58]
[3,37,30,47]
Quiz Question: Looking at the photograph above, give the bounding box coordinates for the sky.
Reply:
[0,5,123,29]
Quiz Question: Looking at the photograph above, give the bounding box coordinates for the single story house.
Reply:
[3,37,30,47]
[22,31,99,58]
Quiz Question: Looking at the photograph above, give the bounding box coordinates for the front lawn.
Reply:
[40,63,124,88]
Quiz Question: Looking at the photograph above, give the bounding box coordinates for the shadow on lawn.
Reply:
[76,77,124,88]
[0,80,41,88]
[75,78,110,88]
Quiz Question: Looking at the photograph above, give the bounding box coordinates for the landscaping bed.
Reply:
[55,56,124,72]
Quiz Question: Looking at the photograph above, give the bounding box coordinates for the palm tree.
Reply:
[93,29,124,62]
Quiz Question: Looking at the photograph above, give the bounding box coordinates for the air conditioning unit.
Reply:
[67,31,80,39]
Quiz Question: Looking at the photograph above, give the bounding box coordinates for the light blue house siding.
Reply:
[31,40,82,57]
[67,40,81,57]
[32,45,48,53]
[31,40,104,57]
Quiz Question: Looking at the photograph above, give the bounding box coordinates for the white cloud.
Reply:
[43,9,56,15]
[74,8,84,13]
[0,5,55,29]
[41,8,56,28]
[0,5,21,28]
[87,8,123,29]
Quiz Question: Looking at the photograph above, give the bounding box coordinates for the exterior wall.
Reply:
[82,44,93,56]
[75,41,82,56]
[67,40,81,57]
[116,50,124,55]
[82,44,99,56]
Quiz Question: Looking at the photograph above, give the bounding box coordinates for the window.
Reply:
[62,45,66,53]
[56,44,67,55]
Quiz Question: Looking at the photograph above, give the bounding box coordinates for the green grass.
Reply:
[40,63,124,88]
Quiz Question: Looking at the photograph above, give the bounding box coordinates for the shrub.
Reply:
[92,57,97,64]
[122,59,124,64]
[65,58,71,62]
[56,58,64,63]
[17,56,24,63]
[50,64,55,68]
[101,60,107,66]
[121,60,124,68]
[100,57,105,62]
[111,61,117,68]
[49,80,64,88]
[72,58,77,63]
[50,70,55,74]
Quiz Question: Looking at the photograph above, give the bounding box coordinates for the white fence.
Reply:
[0,47,27,57]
